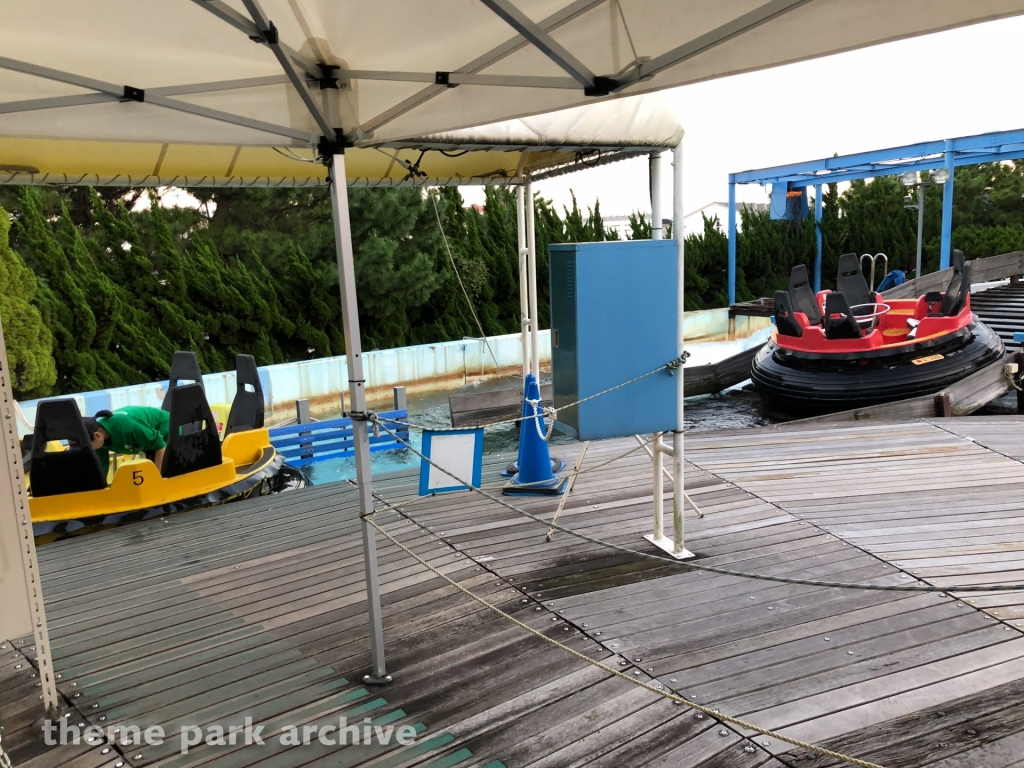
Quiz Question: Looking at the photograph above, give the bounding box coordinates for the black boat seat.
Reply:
[788,265,822,325]
[836,253,875,316]
[940,256,972,317]
[225,354,265,436]
[161,383,222,478]
[952,248,966,274]
[823,292,863,340]
[162,351,205,412]
[29,399,107,497]
[774,290,803,337]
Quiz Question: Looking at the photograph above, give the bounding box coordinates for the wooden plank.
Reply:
[883,251,1024,299]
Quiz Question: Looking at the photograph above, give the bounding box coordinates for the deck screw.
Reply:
[102,748,110,754]
[647,667,653,672]
[92,704,98,708]
[535,607,542,612]
[521,599,528,603]
[967,730,977,736]
[939,742,949,747]
[767,607,773,610]
[670,678,677,682]
[696,714,703,719]
[73,692,80,697]
[71,682,77,687]
[633,671,640,676]
[611,643,618,647]
[551,617,558,621]
[848,651,854,655]
[719,729,728,736]
[745,745,755,753]
[14,664,21,669]
[763,741,770,747]
[824,637,830,641]
[595,632,602,636]
[135,755,143,760]
[99,716,106,721]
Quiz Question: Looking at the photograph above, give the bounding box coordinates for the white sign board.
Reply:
[419,429,483,495]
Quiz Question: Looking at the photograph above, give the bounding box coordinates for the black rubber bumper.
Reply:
[750,320,1005,416]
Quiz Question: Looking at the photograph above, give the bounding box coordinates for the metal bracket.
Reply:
[363,673,394,686]
[318,64,340,90]
[249,20,279,44]
[583,76,616,97]
[121,85,145,102]
[434,71,456,88]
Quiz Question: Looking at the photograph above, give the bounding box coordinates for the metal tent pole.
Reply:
[650,152,663,240]
[525,180,540,381]
[517,185,531,378]
[328,151,389,685]
[0,316,59,718]
[940,140,955,270]
[814,183,823,293]
[727,180,737,306]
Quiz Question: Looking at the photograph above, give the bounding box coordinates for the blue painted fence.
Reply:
[268,409,410,466]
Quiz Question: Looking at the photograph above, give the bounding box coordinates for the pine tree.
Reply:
[15,186,103,393]
[0,206,56,398]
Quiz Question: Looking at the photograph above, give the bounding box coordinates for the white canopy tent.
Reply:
[3,0,1024,714]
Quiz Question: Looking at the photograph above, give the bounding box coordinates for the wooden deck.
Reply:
[7,417,1024,767]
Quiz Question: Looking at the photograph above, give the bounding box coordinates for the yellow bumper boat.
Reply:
[28,353,305,541]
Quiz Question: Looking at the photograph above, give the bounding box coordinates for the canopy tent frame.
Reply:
[725,126,1024,304]
[4,0,1024,719]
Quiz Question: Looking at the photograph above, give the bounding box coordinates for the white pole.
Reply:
[652,432,664,540]
[328,152,389,683]
[650,152,663,240]
[517,185,531,378]
[0,316,58,718]
[526,180,540,381]
[672,135,693,559]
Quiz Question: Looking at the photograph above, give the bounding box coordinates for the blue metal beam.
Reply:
[814,184,822,293]
[940,142,955,270]
[728,182,737,306]
[730,126,1024,187]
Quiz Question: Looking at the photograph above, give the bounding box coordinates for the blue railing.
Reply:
[268,409,410,466]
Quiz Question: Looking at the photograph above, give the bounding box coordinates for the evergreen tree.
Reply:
[15,186,103,392]
[0,206,56,398]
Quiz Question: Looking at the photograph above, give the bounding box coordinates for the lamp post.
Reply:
[902,168,949,279]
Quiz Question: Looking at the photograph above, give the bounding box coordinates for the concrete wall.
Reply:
[15,331,551,435]
[14,307,770,436]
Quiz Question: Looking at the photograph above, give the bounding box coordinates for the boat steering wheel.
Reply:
[849,302,891,329]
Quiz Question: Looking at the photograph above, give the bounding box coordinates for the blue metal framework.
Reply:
[726,128,1024,304]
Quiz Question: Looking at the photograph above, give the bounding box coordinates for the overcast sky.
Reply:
[462,14,1024,220]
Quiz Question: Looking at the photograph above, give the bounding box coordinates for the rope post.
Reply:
[652,432,664,540]
[328,151,391,686]
[648,136,695,560]
[517,185,531,378]
[525,179,541,382]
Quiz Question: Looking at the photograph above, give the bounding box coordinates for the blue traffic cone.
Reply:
[504,373,568,496]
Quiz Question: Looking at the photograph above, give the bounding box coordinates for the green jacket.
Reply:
[97,406,170,475]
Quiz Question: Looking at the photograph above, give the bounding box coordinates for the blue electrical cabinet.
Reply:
[549,240,678,441]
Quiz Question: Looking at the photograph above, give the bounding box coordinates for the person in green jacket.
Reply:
[84,406,171,479]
